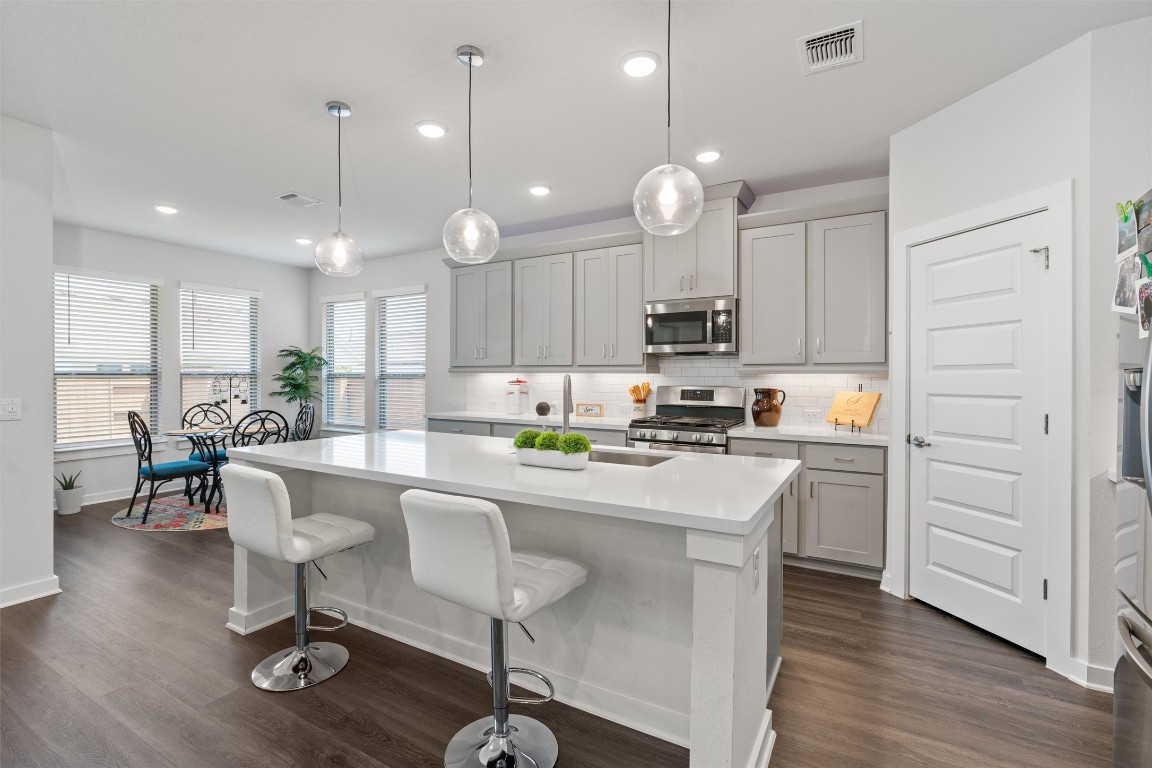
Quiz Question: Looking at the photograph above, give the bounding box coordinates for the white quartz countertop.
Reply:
[428,411,632,431]
[727,425,890,447]
[230,431,800,536]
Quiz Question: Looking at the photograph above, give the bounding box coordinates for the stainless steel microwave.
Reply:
[644,298,737,354]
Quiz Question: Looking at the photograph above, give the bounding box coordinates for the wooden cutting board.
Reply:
[826,391,882,428]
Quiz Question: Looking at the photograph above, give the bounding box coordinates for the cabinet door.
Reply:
[513,257,546,365]
[542,253,573,365]
[739,223,806,364]
[802,469,884,567]
[451,267,482,366]
[643,230,685,302]
[729,439,800,555]
[689,197,736,298]
[481,262,513,365]
[808,212,887,364]
[427,419,491,436]
[608,244,644,365]
[575,249,611,365]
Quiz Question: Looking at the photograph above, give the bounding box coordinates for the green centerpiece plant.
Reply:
[513,429,592,471]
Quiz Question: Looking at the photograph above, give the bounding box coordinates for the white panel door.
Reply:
[575,248,610,364]
[740,223,806,364]
[608,244,644,365]
[909,211,1049,655]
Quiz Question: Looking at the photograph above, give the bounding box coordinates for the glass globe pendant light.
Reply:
[443,45,499,265]
[633,0,703,236]
[314,101,364,277]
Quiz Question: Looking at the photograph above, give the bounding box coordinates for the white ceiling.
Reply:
[3,1,1150,267]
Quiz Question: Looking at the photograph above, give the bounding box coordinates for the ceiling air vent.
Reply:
[276,191,325,208]
[798,21,863,75]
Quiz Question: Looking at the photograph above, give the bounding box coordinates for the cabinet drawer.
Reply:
[728,439,799,460]
[804,444,884,474]
[580,428,627,447]
[427,419,491,437]
[492,423,523,439]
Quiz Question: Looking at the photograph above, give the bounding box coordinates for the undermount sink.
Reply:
[588,450,674,467]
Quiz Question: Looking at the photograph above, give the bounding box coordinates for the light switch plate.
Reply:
[0,398,22,421]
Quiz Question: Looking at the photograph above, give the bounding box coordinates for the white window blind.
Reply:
[323,298,365,427]
[53,272,160,447]
[377,291,426,430]
[179,288,260,423]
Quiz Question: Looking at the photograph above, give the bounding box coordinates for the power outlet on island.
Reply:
[0,399,21,421]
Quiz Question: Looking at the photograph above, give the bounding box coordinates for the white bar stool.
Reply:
[400,489,587,768]
[221,464,375,692]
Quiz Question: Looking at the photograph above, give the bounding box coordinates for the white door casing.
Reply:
[908,211,1049,655]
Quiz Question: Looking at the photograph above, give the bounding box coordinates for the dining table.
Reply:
[165,427,229,512]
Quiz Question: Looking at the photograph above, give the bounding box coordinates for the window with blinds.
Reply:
[323,298,366,427]
[377,291,426,430]
[53,272,160,447]
[179,287,260,423]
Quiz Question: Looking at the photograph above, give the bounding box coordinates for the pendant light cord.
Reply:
[468,52,474,209]
[336,111,343,231]
[666,0,672,165]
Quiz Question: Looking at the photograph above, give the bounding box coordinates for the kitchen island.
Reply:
[228,431,800,768]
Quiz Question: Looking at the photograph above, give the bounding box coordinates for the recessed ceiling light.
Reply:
[153,204,178,215]
[695,150,722,163]
[416,121,447,139]
[295,238,313,246]
[620,51,660,78]
[528,185,552,197]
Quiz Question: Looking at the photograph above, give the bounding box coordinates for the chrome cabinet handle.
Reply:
[473,347,479,359]
[810,481,814,498]
[797,338,802,356]
[611,343,616,357]
[450,428,463,433]
[816,337,822,354]
[911,435,932,448]
[689,274,695,290]
[833,457,855,463]
[537,345,542,358]
[480,346,485,359]
[602,344,607,357]
[757,451,774,457]
[543,344,549,358]
[680,275,685,291]
[789,480,793,497]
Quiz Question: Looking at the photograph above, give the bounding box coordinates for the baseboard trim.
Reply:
[1,575,61,608]
[1058,658,1115,693]
[226,598,293,635]
[747,709,776,768]
[81,488,136,506]
[315,593,692,747]
[784,555,882,581]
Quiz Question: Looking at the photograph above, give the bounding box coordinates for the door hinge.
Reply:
[1043,579,1048,600]
[1044,414,1049,434]
[1030,246,1049,270]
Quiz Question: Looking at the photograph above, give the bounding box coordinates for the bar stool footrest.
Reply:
[486,666,555,704]
[307,606,348,632]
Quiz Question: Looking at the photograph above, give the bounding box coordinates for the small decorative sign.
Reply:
[575,403,604,417]
[826,391,882,428]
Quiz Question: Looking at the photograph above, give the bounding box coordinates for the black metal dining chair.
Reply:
[292,403,315,441]
[231,409,290,446]
[127,411,211,523]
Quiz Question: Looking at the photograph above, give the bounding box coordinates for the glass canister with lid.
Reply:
[505,378,529,414]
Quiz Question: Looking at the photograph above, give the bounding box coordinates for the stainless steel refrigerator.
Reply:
[1116,364,1152,765]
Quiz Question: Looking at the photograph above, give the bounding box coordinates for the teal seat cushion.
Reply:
[189,448,227,463]
[140,460,210,479]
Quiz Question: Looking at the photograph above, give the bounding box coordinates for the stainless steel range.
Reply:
[627,385,746,454]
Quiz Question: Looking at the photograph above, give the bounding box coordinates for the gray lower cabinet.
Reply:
[427,419,492,437]
[450,262,512,367]
[803,468,885,567]
[729,439,800,555]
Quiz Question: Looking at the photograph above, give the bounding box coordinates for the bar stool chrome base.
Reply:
[444,715,558,768]
[251,641,349,692]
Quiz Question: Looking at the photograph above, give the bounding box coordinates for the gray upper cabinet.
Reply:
[807,212,887,364]
[514,253,573,366]
[739,223,806,365]
[643,197,737,302]
[451,261,512,367]
[575,244,643,365]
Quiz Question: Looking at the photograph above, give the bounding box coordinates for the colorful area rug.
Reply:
[112,495,227,532]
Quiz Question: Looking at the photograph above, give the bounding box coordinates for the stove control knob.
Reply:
[692,433,701,442]
[642,430,653,440]
[670,432,679,441]
[705,434,715,443]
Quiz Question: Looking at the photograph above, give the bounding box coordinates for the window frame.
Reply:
[178,283,262,424]
[321,292,367,430]
[374,285,427,431]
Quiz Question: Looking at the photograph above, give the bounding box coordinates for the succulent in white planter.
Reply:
[513,430,593,471]
[53,470,84,515]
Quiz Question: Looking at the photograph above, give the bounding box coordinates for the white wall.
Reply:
[0,115,59,606]
[52,225,312,504]
[889,16,1152,675]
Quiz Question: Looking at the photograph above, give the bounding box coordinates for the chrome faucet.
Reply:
[562,374,573,434]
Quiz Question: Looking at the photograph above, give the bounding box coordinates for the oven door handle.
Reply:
[1118,610,1152,687]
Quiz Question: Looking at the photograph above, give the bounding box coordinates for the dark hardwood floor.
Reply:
[1,498,1113,767]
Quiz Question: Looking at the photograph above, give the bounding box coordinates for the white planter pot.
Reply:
[54,487,85,515]
[515,448,589,471]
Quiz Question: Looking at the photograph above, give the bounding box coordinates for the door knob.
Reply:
[910,435,932,448]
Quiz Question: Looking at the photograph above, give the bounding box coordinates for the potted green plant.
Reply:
[269,346,328,408]
[513,429,592,470]
[54,470,84,515]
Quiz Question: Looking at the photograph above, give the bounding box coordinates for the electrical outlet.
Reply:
[0,399,21,421]
[753,548,760,591]
[486,399,498,411]
[803,407,821,423]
